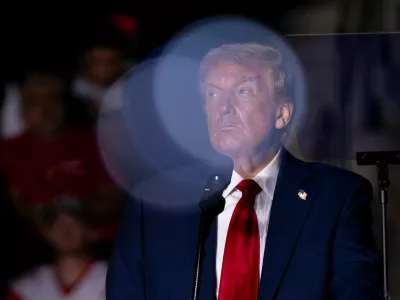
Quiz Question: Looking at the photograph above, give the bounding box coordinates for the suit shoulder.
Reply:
[131,162,213,195]
[127,162,216,213]
[306,161,371,189]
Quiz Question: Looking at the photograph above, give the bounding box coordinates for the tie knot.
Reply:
[236,179,262,200]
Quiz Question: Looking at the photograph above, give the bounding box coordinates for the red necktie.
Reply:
[218,179,262,300]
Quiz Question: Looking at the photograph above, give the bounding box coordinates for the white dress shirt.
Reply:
[216,149,282,295]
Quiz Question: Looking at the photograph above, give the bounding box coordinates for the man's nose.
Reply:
[218,94,235,115]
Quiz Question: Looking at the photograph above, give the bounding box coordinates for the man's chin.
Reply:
[213,143,242,158]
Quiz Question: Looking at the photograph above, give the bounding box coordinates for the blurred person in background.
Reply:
[1,82,24,139]
[0,72,125,257]
[7,197,107,300]
[72,42,123,119]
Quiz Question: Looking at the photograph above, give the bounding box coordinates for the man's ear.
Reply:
[275,99,293,130]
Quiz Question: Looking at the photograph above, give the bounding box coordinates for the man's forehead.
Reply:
[206,61,261,83]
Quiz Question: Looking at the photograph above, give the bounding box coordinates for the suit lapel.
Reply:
[259,149,315,300]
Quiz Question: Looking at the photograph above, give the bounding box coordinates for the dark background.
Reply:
[3,2,308,82]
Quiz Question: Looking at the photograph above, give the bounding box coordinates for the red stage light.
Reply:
[107,13,138,35]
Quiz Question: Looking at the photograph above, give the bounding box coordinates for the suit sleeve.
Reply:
[106,190,145,299]
[331,176,382,299]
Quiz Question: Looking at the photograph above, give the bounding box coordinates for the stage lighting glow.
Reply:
[97,16,307,209]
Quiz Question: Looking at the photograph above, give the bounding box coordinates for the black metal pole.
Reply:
[190,174,227,300]
[191,210,207,300]
[377,160,390,300]
[356,151,400,300]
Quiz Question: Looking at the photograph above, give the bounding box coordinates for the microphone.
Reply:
[191,174,227,300]
[199,174,227,214]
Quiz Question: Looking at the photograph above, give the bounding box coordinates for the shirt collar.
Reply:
[223,148,282,200]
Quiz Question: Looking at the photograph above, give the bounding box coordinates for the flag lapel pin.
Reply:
[298,189,307,200]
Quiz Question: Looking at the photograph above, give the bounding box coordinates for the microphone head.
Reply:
[207,174,223,187]
[199,174,228,214]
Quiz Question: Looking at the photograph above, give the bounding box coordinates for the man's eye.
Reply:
[238,89,252,95]
[207,91,217,97]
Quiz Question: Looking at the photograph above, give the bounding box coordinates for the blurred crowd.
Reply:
[1,42,128,299]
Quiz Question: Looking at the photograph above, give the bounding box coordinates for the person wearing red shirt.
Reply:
[0,72,124,243]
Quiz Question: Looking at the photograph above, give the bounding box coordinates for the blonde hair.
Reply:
[198,43,294,100]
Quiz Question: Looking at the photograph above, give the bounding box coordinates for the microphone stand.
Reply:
[191,175,227,300]
[191,207,212,300]
[356,151,400,300]
[377,160,390,300]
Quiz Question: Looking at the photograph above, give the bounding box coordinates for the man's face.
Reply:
[203,61,280,157]
[46,214,87,253]
[86,47,120,87]
[22,80,64,138]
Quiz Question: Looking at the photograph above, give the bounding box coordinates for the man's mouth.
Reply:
[219,123,237,131]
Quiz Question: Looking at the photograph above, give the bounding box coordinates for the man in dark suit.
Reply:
[107,43,381,299]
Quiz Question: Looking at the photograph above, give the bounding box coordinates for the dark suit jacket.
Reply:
[106,149,382,299]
